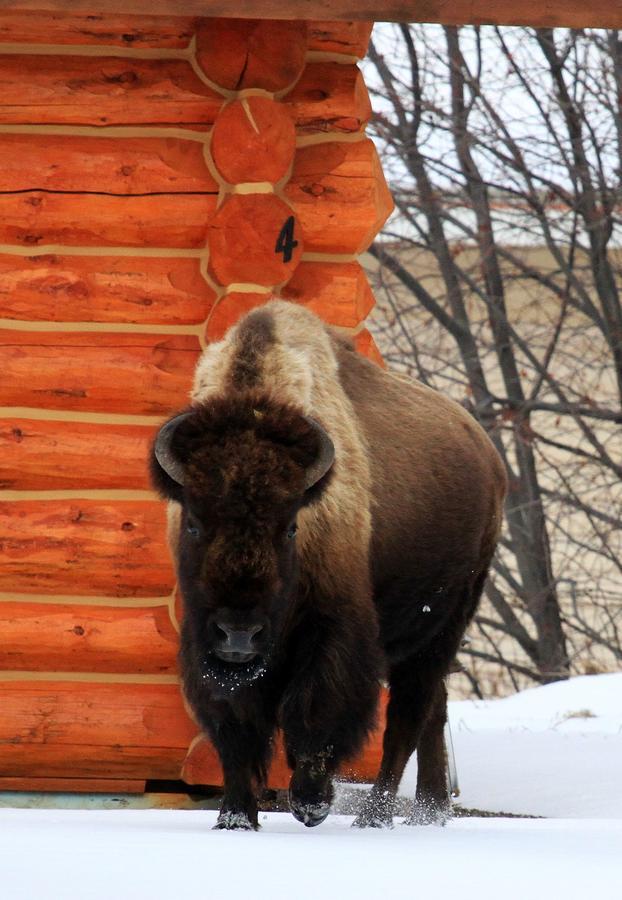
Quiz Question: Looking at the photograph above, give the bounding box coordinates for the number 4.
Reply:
[275,216,298,264]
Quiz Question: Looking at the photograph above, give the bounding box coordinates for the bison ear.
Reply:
[150,411,192,503]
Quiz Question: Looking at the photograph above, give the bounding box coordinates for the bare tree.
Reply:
[365,24,622,695]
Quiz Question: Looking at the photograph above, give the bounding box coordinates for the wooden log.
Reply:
[285,62,371,134]
[0,601,178,674]
[0,1,613,30]
[0,255,215,326]
[0,777,146,793]
[0,742,186,780]
[0,330,199,415]
[182,733,293,788]
[338,688,387,783]
[0,56,365,134]
[280,261,374,328]
[207,267,377,341]
[0,13,365,56]
[0,500,173,596]
[0,56,223,127]
[0,619,384,790]
[210,97,296,185]
[195,18,307,92]
[0,681,196,779]
[183,691,388,788]
[285,139,394,254]
[0,10,196,47]
[205,292,269,343]
[306,21,373,58]
[0,134,217,195]
[354,328,384,367]
[181,736,223,785]
[0,191,216,249]
[207,194,303,287]
[0,681,192,748]
[0,419,155,490]
[174,588,184,630]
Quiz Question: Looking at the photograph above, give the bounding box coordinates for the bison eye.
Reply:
[286,523,298,540]
[186,524,200,539]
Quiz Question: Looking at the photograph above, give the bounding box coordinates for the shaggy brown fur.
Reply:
[227,310,276,392]
[151,300,506,830]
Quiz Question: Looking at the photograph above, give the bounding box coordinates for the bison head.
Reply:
[150,394,334,691]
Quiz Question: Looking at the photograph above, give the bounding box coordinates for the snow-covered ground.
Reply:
[1,673,620,900]
[1,809,620,900]
[402,671,622,819]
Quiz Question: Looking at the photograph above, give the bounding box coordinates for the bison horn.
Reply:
[154,412,192,486]
[303,417,335,489]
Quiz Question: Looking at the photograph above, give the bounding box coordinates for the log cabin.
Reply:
[0,0,616,796]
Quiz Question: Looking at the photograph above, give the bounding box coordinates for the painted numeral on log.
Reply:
[275,216,298,264]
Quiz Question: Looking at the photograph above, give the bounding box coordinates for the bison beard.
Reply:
[150,301,507,830]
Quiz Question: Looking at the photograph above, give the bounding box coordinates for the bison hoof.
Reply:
[289,759,333,828]
[290,798,331,828]
[352,811,394,829]
[213,810,257,831]
[352,789,394,829]
[404,800,451,827]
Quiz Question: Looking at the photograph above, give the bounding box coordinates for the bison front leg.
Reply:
[206,706,274,831]
[287,747,336,828]
[281,609,382,828]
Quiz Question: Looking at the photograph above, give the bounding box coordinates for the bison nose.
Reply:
[213,622,264,661]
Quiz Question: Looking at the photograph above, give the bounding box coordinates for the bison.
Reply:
[150,300,507,830]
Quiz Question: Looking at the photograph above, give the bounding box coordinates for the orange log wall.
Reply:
[0,11,392,793]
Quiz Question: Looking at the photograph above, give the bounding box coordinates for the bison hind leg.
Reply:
[351,788,395,829]
[353,662,450,829]
[405,800,450,827]
[403,680,452,827]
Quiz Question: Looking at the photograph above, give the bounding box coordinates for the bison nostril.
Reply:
[214,623,229,642]
[248,624,263,643]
